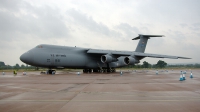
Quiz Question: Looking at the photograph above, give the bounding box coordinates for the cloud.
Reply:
[0,1,69,41]
[0,0,200,65]
[135,0,200,24]
[0,0,70,65]
[180,23,188,28]
[190,23,200,31]
[115,23,140,38]
[66,9,121,38]
[0,0,23,12]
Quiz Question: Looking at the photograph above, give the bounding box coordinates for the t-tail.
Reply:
[133,34,164,53]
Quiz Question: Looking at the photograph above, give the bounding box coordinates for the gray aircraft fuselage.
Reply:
[20,44,129,69]
[20,35,190,72]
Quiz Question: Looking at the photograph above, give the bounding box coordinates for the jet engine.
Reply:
[116,57,128,67]
[101,55,117,63]
[124,56,139,65]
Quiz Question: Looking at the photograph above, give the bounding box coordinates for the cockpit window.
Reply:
[36,45,43,48]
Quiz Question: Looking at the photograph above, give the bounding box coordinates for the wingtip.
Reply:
[178,57,192,59]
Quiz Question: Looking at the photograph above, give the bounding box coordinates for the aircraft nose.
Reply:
[20,52,33,64]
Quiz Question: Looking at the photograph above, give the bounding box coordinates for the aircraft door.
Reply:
[51,54,55,66]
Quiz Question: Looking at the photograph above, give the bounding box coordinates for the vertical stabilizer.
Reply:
[133,34,164,53]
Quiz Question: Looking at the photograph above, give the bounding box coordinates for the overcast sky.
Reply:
[0,0,200,66]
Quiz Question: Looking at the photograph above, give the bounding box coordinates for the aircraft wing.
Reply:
[133,52,191,59]
[87,49,191,59]
[87,49,132,56]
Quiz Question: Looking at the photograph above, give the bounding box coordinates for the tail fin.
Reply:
[133,34,164,53]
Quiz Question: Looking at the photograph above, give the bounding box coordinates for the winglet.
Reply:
[177,57,191,59]
[132,34,164,40]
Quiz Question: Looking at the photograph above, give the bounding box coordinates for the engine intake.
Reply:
[124,56,139,65]
[101,55,117,63]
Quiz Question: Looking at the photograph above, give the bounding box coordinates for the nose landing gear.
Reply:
[83,68,116,73]
[46,70,56,74]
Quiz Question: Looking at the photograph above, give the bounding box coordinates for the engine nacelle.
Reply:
[117,57,128,67]
[124,56,139,65]
[101,55,117,63]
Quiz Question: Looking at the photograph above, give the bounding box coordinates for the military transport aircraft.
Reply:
[20,34,190,74]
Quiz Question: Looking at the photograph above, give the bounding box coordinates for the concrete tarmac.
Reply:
[0,69,200,112]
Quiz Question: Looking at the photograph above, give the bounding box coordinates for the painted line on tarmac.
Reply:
[145,83,181,84]
[0,84,56,92]
[145,83,200,84]
[1,99,200,102]
[121,95,200,98]
[145,82,200,84]
[88,92,200,98]
[101,94,200,99]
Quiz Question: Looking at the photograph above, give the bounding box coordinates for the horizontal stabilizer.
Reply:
[132,34,164,40]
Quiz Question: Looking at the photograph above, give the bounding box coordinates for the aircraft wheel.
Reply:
[113,69,116,72]
[83,69,85,73]
[97,69,99,72]
[84,69,88,73]
[93,69,98,73]
[52,70,56,74]
[98,69,101,73]
[88,69,92,73]
[47,70,51,74]
[47,70,56,74]
[107,69,110,73]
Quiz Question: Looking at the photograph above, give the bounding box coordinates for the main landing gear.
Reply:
[83,69,92,73]
[83,68,116,73]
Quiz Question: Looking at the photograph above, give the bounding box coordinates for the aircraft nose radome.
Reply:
[20,52,33,64]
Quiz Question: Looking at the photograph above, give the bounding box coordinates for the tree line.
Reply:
[1,60,200,70]
[123,60,200,69]
[0,61,36,70]
[123,60,167,68]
